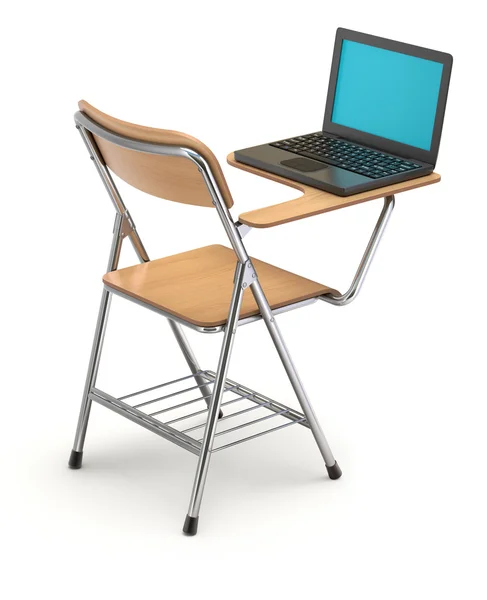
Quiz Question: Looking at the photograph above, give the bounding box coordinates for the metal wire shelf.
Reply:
[90,370,309,455]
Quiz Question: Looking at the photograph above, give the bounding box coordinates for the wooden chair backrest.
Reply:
[78,100,233,208]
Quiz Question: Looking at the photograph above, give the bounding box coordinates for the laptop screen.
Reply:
[331,40,444,151]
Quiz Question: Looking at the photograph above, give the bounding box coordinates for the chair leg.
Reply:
[167,319,223,419]
[69,213,125,469]
[68,289,113,469]
[183,263,246,535]
[251,281,342,480]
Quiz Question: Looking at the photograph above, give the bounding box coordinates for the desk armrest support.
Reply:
[227,153,438,306]
[320,195,395,306]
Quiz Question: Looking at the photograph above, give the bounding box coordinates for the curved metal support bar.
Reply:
[75,111,190,159]
[320,195,395,306]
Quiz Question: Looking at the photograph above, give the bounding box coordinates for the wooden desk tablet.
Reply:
[227,152,440,228]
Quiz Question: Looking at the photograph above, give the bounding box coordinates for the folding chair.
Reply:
[69,101,439,535]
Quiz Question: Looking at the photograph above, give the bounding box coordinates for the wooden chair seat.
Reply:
[103,245,337,327]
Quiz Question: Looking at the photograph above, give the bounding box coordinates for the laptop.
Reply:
[234,28,452,197]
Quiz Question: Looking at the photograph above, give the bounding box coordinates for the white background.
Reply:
[2,1,486,598]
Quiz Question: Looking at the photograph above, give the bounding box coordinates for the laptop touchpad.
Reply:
[280,157,328,172]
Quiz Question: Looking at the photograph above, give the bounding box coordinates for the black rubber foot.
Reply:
[326,461,342,480]
[68,450,83,469]
[183,515,199,536]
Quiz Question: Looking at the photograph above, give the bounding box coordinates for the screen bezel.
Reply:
[323,28,453,165]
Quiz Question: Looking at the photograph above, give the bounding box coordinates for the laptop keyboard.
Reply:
[270,133,421,179]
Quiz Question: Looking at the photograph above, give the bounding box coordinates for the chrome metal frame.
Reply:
[70,110,394,535]
[70,118,215,462]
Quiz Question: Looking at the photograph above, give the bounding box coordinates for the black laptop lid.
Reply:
[323,28,453,165]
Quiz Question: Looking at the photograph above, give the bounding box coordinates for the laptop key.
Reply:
[299,151,340,167]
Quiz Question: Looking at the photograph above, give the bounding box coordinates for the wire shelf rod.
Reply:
[203,408,290,441]
[212,418,306,452]
[133,380,213,409]
[118,371,208,402]
[148,384,242,417]
[167,392,256,427]
[181,398,268,433]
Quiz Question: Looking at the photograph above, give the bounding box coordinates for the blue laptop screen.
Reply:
[331,40,443,151]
